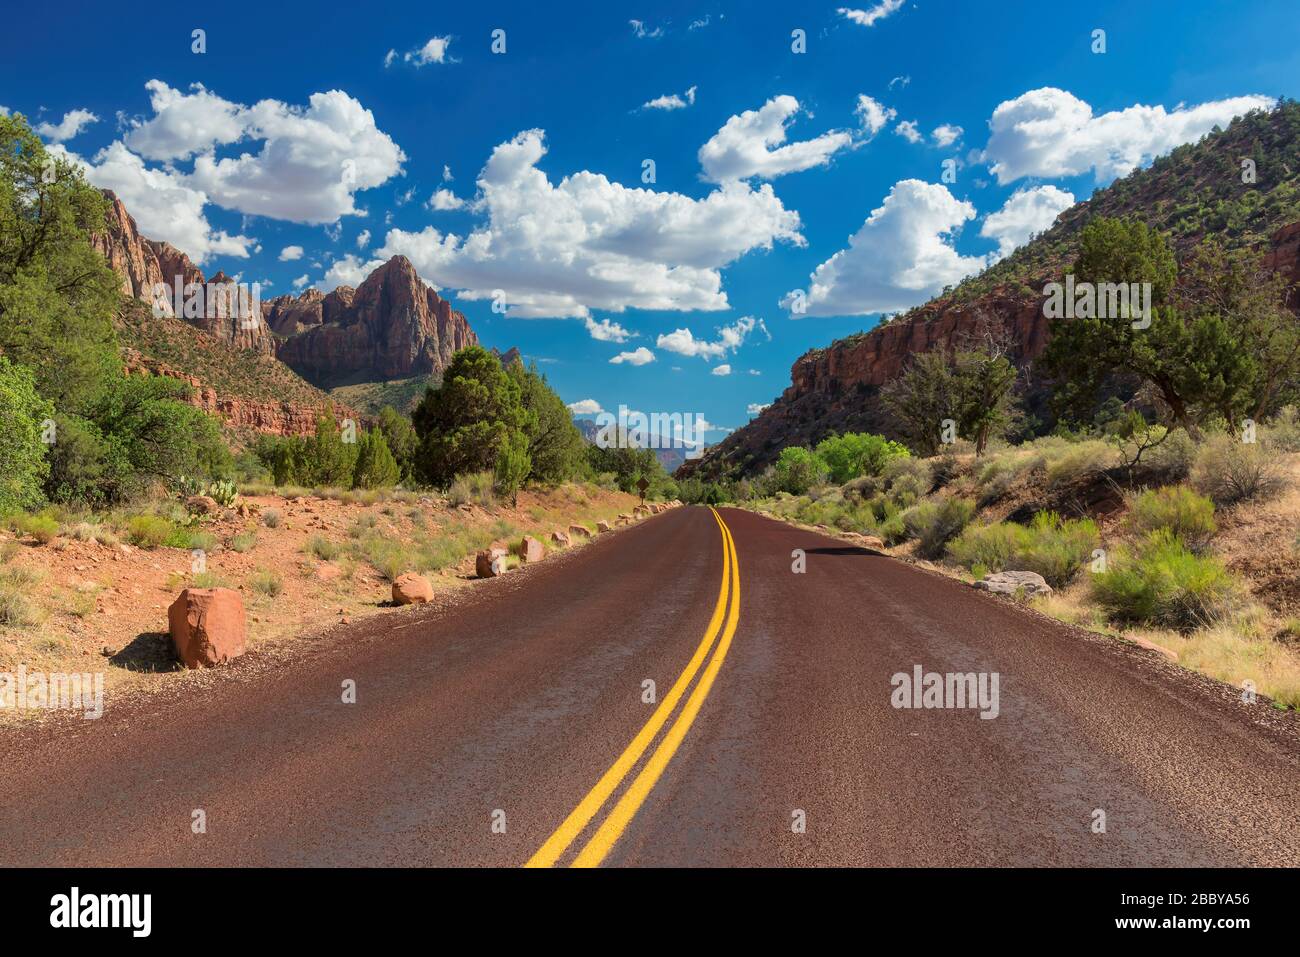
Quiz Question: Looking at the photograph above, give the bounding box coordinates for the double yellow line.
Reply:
[525,507,741,868]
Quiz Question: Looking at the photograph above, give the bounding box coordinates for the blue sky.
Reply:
[2,0,1296,439]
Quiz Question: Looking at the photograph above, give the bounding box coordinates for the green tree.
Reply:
[0,113,122,413]
[0,356,52,512]
[352,429,401,489]
[772,446,828,495]
[301,411,357,487]
[881,348,962,456]
[815,432,911,483]
[376,405,419,484]
[507,358,585,484]
[412,346,526,486]
[952,343,1020,456]
[493,431,531,506]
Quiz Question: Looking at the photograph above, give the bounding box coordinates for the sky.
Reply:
[2,0,1297,442]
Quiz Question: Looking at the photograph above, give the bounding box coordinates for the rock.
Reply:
[167,587,247,668]
[392,573,434,605]
[517,535,545,563]
[568,524,591,539]
[550,530,571,548]
[617,513,633,525]
[972,571,1053,597]
[476,546,508,578]
[597,520,612,533]
[856,535,886,550]
[185,494,221,516]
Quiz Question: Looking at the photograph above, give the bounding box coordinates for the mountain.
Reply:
[683,101,1300,481]
[574,417,704,473]
[271,256,477,389]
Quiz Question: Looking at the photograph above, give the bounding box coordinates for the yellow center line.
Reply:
[524,507,734,868]
[570,509,741,868]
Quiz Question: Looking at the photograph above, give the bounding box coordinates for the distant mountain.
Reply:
[574,417,704,472]
[683,101,1300,481]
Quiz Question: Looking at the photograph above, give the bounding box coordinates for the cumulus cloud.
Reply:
[854,95,896,137]
[584,317,634,343]
[376,128,802,317]
[894,120,922,144]
[567,399,604,415]
[982,87,1275,185]
[405,36,454,66]
[643,85,698,111]
[610,347,655,365]
[838,0,905,27]
[712,364,732,376]
[35,108,99,143]
[110,81,406,226]
[747,402,771,415]
[278,245,304,261]
[932,124,963,148]
[699,95,853,182]
[980,184,1075,258]
[427,188,466,210]
[785,179,990,317]
[656,315,767,360]
[320,253,382,290]
[68,141,254,264]
[292,274,310,289]
[356,229,371,249]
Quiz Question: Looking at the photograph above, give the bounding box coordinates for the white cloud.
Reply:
[983,87,1275,185]
[643,86,697,111]
[405,36,454,66]
[629,19,664,39]
[584,317,634,343]
[376,128,802,317]
[838,0,905,27]
[321,253,383,290]
[69,141,254,264]
[610,347,655,365]
[712,364,732,376]
[123,81,244,160]
[699,95,853,182]
[894,120,922,144]
[35,108,99,143]
[292,274,310,289]
[567,399,604,415]
[278,245,304,261]
[932,124,963,148]
[854,95,896,137]
[888,75,910,90]
[786,179,991,317]
[747,402,771,415]
[427,188,466,210]
[357,229,371,249]
[384,49,398,68]
[656,315,767,360]
[980,184,1075,258]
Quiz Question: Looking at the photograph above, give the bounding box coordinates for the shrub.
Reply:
[948,512,1099,587]
[1190,434,1285,506]
[0,541,18,564]
[773,447,829,496]
[206,479,239,508]
[815,432,910,484]
[448,471,497,507]
[125,514,174,549]
[249,568,283,597]
[1141,428,1197,480]
[904,497,976,558]
[64,521,119,547]
[0,584,37,626]
[1263,405,1300,452]
[231,531,258,553]
[261,508,282,528]
[304,535,343,561]
[1127,486,1216,551]
[15,514,59,544]
[881,456,933,502]
[192,571,229,589]
[183,530,218,553]
[1045,440,1115,486]
[1091,530,1235,631]
[0,356,52,513]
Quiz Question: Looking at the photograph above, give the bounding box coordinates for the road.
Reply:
[2,505,1298,867]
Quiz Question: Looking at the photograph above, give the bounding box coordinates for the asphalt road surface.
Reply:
[3,506,1298,867]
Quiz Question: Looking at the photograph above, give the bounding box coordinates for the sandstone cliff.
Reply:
[272,256,478,388]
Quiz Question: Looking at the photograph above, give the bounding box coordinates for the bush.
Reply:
[1190,434,1285,506]
[1127,486,1216,551]
[14,514,59,544]
[0,583,37,626]
[304,535,343,561]
[249,568,283,597]
[815,432,910,484]
[881,456,932,502]
[1263,406,1300,452]
[1141,427,1197,480]
[231,531,258,553]
[261,508,282,528]
[0,356,52,513]
[773,446,829,495]
[448,471,496,507]
[948,512,1099,587]
[904,497,976,558]
[1045,440,1115,486]
[1091,530,1236,631]
[124,514,173,549]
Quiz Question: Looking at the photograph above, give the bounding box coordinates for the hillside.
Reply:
[684,101,1300,481]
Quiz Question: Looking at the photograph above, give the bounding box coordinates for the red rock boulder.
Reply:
[518,535,544,563]
[168,587,246,668]
[476,546,508,578]
[393,573,434,605]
